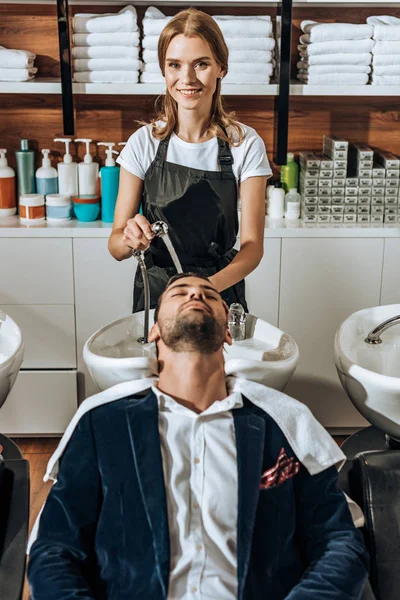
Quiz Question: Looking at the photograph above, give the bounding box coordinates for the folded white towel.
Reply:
[142,7,172,36]
[0,67,37,81]
[367,15,400,40]
[372,40,400,54]
[72,45,139,59]
[372,63,400,75]
[0,46,36,69]
[73,31,139,47]
[297,61,371,74]
[300,52,372,66]
[372,53,400,66]
[301,20,373,42]
[140,72,164,83]
[142,34,276,52]
[143,48,274,64]
[214,18,273,39]
[74,57,141,72]
[298,37,374,55]
[370,74,400,85]
[73,6,137,34]
[74,70,139,83]
[223,73,271,84]
[298,72,369,85]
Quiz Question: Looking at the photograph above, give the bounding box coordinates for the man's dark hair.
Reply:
[154,272,213,322]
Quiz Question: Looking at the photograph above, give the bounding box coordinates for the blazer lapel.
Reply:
[125,392,170,598]
[233,405,266,600]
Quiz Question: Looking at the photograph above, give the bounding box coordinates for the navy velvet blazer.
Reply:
[28,392,369,600]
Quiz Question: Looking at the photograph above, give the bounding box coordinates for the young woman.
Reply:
[109,8,272,312]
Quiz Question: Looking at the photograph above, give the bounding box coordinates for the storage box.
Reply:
[299,152,321,170]
[375,151,400,170]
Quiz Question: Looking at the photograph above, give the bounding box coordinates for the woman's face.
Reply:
[164,34,224,112]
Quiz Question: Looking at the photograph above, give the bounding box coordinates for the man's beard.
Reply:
[159,310,226,354]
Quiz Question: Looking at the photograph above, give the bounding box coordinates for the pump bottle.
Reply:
[0,149,17,217]
[36,149,58,196]
[54,138,78,196]
[97,142,120,222]
[15,138,35,196]
[75,138,99,195]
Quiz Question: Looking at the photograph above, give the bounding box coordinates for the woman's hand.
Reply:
[122,214,155,252]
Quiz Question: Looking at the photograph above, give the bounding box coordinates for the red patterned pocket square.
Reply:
[260,447,300,489]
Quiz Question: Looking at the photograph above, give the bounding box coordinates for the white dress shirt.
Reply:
[152,386,244,600]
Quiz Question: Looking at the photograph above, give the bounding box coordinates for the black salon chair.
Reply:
[0,433,30,600]
[339,427,400,600]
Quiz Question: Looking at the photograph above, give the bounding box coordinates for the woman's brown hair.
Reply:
[150,8,245,146]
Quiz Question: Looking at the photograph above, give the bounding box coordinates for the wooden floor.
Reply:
[15,435,347,600]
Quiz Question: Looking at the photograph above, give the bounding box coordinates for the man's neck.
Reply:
[156,353,228,414]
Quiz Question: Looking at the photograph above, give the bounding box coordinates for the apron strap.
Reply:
[216,135,234,174]
[154,134,171,166]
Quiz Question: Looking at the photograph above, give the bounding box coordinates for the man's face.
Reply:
[150,276,231,354]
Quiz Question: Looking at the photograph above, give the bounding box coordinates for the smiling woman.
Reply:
[108,8,272,314]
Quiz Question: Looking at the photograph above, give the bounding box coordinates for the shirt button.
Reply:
[193,502,199,509]
[191,586,197,593]
[194,457,200,464]
[196,544,203,551]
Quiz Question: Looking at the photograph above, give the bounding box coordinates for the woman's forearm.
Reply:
[108,229,134,262]
[209,240,263,293]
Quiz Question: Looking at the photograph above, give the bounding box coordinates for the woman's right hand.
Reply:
[122,214,155,252]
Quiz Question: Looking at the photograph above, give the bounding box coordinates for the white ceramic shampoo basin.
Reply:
[84,310,299,392]
[334,304,400,439]
[0,311,24,409]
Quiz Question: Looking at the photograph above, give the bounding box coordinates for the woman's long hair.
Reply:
[150,8,245,146]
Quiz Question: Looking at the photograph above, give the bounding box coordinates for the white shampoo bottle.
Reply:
[54,138,78,197]
[74,138,99,196]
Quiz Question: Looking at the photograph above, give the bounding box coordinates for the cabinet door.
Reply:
[73,238,136,399]
[1,305,76,368]
[0,239,73,304]
[245,238,281,326]
[381,238,400,305]
[279,238,384,431]
[0,371,77,435]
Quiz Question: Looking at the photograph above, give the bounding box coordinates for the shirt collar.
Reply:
[152,384,243,417]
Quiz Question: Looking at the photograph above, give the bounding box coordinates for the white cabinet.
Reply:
[279,238,384,431]
[245,238,281,326]
[0,371,77,435]
[73,238,136,399]
[381,238,400,305]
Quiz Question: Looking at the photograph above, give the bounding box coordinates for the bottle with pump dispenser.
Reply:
[280,152,299,193]
[0,149,17,217]
[54,138,78,196]
[97,142,120,222]
[36,149,58,196]
[15,139,35,196]
[75,138,99,196]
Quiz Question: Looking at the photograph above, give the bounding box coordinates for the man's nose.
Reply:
[189,288,205,300]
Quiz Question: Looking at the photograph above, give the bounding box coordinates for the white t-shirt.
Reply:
[117,121,272,186]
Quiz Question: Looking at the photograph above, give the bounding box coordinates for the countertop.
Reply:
[0,216,399,238]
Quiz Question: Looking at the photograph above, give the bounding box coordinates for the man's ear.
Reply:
[148,322,161,343]
[224,327,233,346]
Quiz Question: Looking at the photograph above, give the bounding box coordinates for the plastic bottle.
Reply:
[97,142,120,222]
[74,138,99,195]
[15,138,35,197]
[35,149,58,197]
[285,188,301,219]
[0,149,17,217]
[280,152,299,193]
[54,138,79,196]
[268,181,285,218]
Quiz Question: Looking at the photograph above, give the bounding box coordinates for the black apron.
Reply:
[132,132,248,313]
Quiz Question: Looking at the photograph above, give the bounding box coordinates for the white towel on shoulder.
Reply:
[0,46,35,69]
[74,57,141,72]
[142,34,276,52]
[301,20,373,42]
[367,15,400,41]
[74,70,139,83]
[300,52,372,66]
[72,45,139,59]
[297,61,371,74]
[298,37,374,55]
[72,6,137,33]
[372,40,400,54]
[298,72,369,85]
[73,31,139,47]
[372,53,400,66]
[0,67,37,81]
[371,74,400,85]
[372,63,400,75]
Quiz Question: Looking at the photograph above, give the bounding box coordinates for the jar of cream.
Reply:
[46,193,73,221]
[19,193,45,224]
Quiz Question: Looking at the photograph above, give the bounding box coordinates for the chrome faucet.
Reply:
[364,314,400,344]
[228,303,247,341]
[132,221,170,344]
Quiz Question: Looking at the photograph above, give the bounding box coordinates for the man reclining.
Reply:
[28,273,369,600]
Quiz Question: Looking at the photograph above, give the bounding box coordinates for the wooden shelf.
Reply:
[290,82,400,96]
